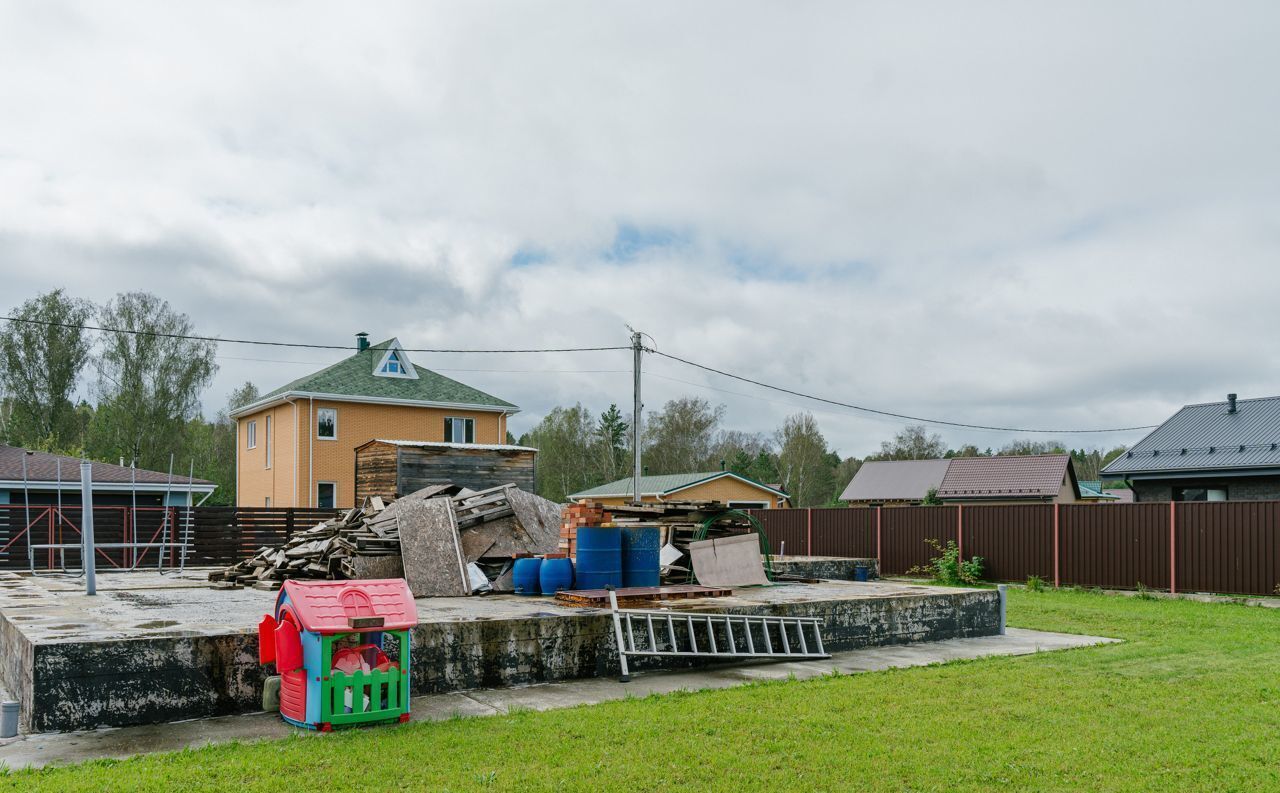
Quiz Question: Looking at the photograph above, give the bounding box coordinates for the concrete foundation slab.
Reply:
[0,627,1116,770]
[0,569,1002,733]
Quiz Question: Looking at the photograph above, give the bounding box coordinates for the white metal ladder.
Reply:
[608,590,829,682]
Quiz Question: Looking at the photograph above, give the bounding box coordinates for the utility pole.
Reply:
[631,329,644,505]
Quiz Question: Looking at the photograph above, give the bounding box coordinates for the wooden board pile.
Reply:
[209,483,561,592]
[599,501,762,585]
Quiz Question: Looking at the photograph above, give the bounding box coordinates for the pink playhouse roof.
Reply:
[278,579,418,632]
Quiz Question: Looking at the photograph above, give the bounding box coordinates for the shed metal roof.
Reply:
[937,454,1075,499]
[1101,395,1280,477]
[569,471,787,501]
[838,460,949,502]
[0,445,215,489]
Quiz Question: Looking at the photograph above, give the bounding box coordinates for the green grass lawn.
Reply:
[6,589,1280,792]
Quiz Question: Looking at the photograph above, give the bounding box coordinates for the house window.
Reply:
[264,415,272,469]
[727,501,769,510]
[246,420,257,449]
[317,482,337,509]
[445,417,475,444]
[380,351,402,374]
[1173,486,1228,502]
[317,408,337,440]
[264,496,271,508]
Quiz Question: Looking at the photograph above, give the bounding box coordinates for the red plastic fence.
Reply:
[751,502,1280,596]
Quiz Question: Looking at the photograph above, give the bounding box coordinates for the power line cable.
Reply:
[648,349,1159,435]
[0,316,629,354]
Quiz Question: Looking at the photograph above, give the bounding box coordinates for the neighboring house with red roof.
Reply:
[0,444,216,507]
[840,454,1082,506]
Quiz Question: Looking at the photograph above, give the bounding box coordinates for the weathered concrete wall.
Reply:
[8,581,999,733]
[409,588,997,694]
[771,557,879,581]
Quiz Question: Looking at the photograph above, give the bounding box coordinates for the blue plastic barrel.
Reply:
[513,557,543,595]
[575,526,623,589]
[539,557,574,595]
[620,526,660,587]
[854,565,870,582]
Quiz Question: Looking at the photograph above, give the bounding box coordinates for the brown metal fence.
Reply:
[751,501,1280,596]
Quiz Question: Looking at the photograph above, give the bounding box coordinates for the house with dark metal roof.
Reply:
[839,460,950,505]
[1101,393,1280,502]
[229,333,520,509]
[841,454,1082,505]
[569,471,789,509]
[0,445,216,507]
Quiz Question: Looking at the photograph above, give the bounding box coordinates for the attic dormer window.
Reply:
[381,351,403,375]
[372,341,419,379]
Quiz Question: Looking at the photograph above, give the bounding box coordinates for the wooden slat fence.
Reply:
[751,501,1280,596]
[0,505,345,570]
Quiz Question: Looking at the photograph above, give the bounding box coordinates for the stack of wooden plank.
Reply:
[208,497,402,590]
[208,483,562,592]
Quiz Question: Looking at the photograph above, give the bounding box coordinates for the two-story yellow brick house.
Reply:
[231,334,519,508]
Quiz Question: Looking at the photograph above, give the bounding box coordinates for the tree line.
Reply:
[0,289,254,504]
[518,402,1130,507]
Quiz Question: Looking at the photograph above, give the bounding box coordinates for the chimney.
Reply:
[1228,393,1238,414]
[720,459,726,471]
[356,332,370,351]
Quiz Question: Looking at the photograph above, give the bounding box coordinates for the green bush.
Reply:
[1026,574,1046,593]
[908,538,984,586]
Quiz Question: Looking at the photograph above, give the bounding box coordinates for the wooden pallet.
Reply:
[554,584,733,608]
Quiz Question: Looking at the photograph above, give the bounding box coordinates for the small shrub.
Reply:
[1026,575,1046,593]
[909,538,984,586]
[1135,582,1158,600]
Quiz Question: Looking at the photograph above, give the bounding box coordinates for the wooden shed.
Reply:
[355,439,537,502]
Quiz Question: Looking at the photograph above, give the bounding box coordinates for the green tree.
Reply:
[1000,439,1067,456]
[186,382,259,505]
[520,404,599,502]
[642,397,724,474]
[0,289,94,452]
[87,292,218,470]
[830,455,862,504]
[775,412,837,507]
[874,424,947,460]
[595,403,629,481]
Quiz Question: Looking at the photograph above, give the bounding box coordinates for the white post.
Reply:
[80,459,96,595]
[997,584,1007,635]
[631,331,643,505]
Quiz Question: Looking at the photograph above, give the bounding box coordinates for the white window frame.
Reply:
[264,496,271,508]
[316,481,338,509]
[264,415,272,469]
[316,407,338,440]
[246,420,257,449]
[727,500,769,510]
[445,416,475,444]
[372,340,419,379]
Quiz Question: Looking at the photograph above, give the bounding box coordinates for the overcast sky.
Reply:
[2,2,1278,458]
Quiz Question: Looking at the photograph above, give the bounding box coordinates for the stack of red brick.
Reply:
[560,502,611,557]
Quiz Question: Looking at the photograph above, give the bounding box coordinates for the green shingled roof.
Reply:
[569,471,786,500]
[240,338,517,413]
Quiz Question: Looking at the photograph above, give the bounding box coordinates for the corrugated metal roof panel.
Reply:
[839,460,950,502]
[937,454,1071,498]
[1102,395,1280,476]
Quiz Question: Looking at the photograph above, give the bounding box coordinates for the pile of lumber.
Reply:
[209,483,562,593]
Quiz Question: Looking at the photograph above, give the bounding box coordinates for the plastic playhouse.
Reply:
[258,578,418,731]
